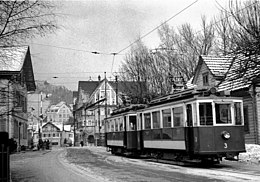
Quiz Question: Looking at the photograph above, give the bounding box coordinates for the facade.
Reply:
[0,46,36,148]
[46,101,73,126]
[191,55,260,144]
[40,122,74,147]
[75,78,146,146]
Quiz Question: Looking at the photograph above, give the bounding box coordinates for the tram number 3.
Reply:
[224,143,228,149]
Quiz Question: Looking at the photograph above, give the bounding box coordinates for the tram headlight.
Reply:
[222,131,231,140]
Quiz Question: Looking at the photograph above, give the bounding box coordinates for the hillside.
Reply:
[35,80,73,105]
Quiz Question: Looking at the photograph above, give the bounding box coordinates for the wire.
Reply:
[193,0,258,37]
[35,71,110,75]
[116,0,199,54]
[24,42,125,56]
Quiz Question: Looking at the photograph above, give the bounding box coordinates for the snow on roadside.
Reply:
[239,144,260,164]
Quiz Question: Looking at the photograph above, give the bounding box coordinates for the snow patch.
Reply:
[239,144,260,164]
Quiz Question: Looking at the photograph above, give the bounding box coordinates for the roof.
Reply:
[201,55,233,78]
[218,54,260,91]
[48,101,70,112]
[109,81,146,94]
[78,79,147,98]
[78,81,99,96]
[0,46,28,71]
[0,46,36,91]
[42,122,61,131]
[56,124,71,132]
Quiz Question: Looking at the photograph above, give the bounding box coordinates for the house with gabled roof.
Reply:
[75,77,147,146]
[46,101,73,126]
[192,55,234,89]
[191,55,260,144]
[0,46,36,148]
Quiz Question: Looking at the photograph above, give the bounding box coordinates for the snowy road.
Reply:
[10,147,260,182]
[10,148,100,182]
[65,147,260,182]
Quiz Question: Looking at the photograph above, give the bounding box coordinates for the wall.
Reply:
[255,86,260,144]
[194,62,217,89]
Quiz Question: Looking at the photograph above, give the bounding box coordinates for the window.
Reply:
[43,134,46,137]
[234,102,242,125]
[53,133,55,137]
[199,103,213,125]
[173,107,183,127]
[162,109,171,128]
[152,111,160,129]
[129,116,137,131]
[215,103,231,124]
[202,72,209,86]
[144,113,151,129]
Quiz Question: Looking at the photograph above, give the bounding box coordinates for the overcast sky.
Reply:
[28,0,228,91]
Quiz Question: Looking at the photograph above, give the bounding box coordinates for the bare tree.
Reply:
[0,0,58,46]
[214,0,260,81]
[157,16,216,82]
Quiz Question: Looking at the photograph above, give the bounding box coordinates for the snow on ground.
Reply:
[239,144,260,164]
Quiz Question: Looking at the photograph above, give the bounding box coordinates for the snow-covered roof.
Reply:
[56,124,71,132]
[0,46,28,72]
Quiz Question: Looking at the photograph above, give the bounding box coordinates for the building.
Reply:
[0,46,36,148]
[191,55,260,144]
[75,77,146,146]
[40,122,74,147]
[46,101,73,126]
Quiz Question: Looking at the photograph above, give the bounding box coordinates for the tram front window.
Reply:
[129,116,137,131]
[199,103,213,125]
[216,103,232,124]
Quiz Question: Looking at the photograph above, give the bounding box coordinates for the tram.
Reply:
[105,88,246,163]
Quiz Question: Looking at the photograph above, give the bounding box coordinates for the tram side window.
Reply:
[111,121,114,132]
[119,118,123,131]
[162,109,171,128]
[216,104,231,124]
[234,102,242,125]
[107,120,111,132]
[173,107,183,127]
[129,116,137,131]
[199,103,213,125]
[152,111,160,129]
[144,113,151,129]
[115,119,118,131]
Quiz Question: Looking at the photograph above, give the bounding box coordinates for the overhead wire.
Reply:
[24,42,125,56]
[115,0,199,54]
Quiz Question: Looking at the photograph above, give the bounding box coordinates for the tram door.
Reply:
[186,104,194,153]
[123,116,127,148]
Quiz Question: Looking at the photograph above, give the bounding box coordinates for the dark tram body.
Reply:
[105,88,246,163]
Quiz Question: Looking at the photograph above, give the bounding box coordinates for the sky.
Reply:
[28,0,229,91]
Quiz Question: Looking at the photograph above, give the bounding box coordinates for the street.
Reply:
[10,148,99,182]
[10,147,260,182]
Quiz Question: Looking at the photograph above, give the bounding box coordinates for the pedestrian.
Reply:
[43,140,47,150]
[46,140,50,150]
[80,141,84,147]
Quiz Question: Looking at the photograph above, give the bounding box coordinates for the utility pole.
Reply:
[38,91,43,149]
[104,72,107,147]
[73,110,76,146]
[115,75,118,106]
